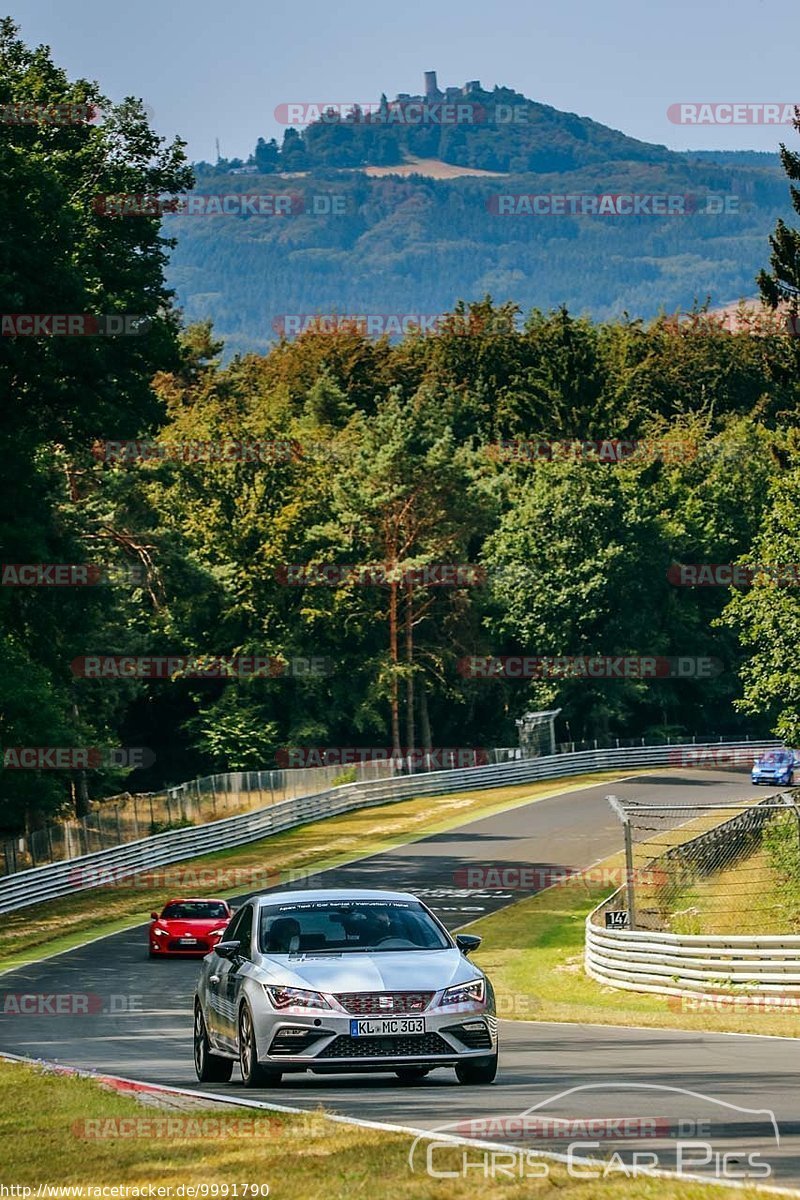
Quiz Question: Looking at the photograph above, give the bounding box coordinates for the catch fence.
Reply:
[601,792,800,935]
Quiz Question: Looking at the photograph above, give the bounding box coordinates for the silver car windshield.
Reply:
[258,900,451,954]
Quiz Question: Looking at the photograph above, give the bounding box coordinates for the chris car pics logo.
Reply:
[408,1083,779,1182]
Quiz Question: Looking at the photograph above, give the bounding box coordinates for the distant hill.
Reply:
[201,73,680,177]
[168,75,792,355]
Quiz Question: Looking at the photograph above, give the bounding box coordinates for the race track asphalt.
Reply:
[2,769,797,1189]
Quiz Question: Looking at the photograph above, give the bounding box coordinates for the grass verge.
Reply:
[470,848,800,1039]
[0,770,636,973]
[0,1057,779,1198]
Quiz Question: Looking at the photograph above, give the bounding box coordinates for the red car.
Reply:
[149,897,233,958]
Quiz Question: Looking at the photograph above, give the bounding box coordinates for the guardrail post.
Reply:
[608,795,636,930]
[787,798,800,857]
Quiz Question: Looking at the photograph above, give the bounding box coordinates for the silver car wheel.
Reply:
[239,1006,253,1076]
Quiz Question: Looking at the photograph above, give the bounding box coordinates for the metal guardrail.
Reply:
[0,739,777,915]
[585,914,800,997]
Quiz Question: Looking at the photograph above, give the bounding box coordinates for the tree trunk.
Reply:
[389,579,400,754]
[72,702,90,817]
[419,677,432,771]
[404,581,415,764]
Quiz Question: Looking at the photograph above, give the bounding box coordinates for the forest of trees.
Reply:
[170,159,791,358]
[4,21,800,836]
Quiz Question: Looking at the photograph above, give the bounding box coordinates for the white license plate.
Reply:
[179,938,198,945]
[350,1017,425,1037]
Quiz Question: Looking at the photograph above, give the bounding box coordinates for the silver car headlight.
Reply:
[153,928,168,937]
[264,985,331,1010]
[438,978,485,1007]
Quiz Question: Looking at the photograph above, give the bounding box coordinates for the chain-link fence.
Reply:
[555,733,752,754]
[604,793,800,935]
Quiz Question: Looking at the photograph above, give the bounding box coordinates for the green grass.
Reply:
[469,850,800,1039]
[0,1058,781,1198]
[0,770,635,973]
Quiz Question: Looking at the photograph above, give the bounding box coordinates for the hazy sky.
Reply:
[7,0,798,163]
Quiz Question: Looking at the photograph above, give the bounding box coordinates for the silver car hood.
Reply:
[253,948,479,993]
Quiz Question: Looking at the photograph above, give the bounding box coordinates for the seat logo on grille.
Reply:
[378,995,394,1010]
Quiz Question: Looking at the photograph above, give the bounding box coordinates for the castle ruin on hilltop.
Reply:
[392,72,484,107]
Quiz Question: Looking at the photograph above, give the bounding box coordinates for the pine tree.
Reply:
[759,108,800,322]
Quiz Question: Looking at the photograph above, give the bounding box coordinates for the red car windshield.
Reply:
[160,901,229,920]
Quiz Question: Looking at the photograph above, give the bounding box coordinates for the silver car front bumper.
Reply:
[251,1005,498,1072]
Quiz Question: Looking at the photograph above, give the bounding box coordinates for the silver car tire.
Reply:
[239,1002,282,1088]
[455,1052,498,1085]
[194,1002,233,1083]
[395,1067,431,1083]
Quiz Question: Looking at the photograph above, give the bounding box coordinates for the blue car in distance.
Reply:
[751,748,796,786]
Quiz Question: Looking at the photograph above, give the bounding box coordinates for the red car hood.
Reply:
[157,920,228,936]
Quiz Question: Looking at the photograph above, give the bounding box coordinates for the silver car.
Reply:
[193,888,498,1087]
